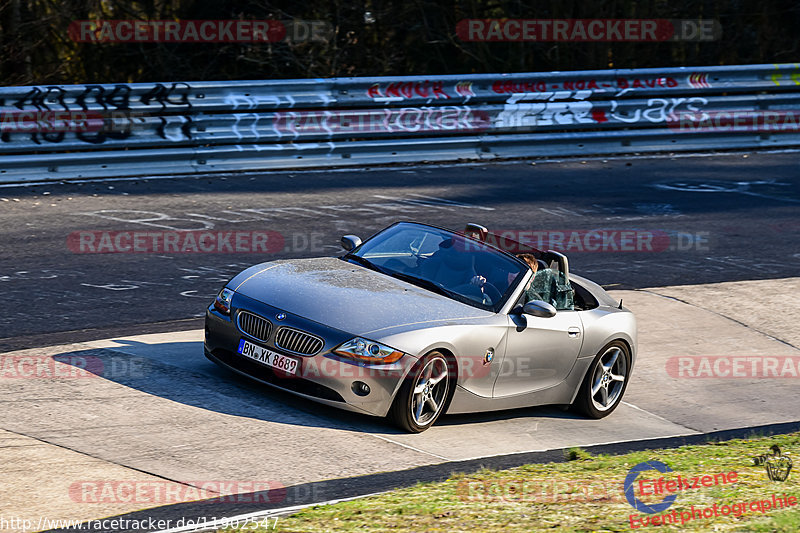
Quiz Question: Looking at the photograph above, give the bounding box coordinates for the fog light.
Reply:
[352,381,370,396]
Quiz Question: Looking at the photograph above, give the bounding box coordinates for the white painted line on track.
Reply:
[428,431,703,463]
[621,401,699,430]
[368,433,451,461]
[153,491,390,533]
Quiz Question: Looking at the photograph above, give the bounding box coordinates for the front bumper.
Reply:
[204,292,418,418]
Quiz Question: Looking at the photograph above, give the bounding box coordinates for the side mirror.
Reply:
[341,235,362,252]
[521,300,557,318]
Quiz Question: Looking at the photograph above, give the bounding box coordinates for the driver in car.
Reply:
[515,253,545,303]
[474,252,541,303]
[422,237,497,305]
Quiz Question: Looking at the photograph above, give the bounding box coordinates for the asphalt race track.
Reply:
[2,151,800,347]
[1,151,799,531]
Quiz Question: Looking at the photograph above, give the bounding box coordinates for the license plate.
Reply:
[237,339,300,376]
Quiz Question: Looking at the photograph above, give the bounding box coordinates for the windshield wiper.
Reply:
[343,256,477,305]
[343,253,388,274]
[388,271,461,300]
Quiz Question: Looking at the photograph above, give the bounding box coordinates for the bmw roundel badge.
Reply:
[276,312,286,321]
[484,348,494,365]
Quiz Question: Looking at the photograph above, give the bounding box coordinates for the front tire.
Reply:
[389,351,451,433]
[573,341,631,419]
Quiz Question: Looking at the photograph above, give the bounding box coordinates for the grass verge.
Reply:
[224,430,799,532]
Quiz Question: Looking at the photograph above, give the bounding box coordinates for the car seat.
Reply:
[420,247,476,287]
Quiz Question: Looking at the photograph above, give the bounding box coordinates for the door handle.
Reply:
[568,327,581,337]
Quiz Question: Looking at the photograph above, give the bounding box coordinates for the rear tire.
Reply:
[573,341,631,419]
[389,351,451,433]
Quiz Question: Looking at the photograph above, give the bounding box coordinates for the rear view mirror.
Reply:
[522,300,557,318]
[341,235,362,252]
[464,223,488,241]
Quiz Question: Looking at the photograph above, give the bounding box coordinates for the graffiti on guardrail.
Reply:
[8,98,729,147]
[139,82,192,109]
[366,80,452,101]
[493,96,708,128]
[770,63,800,86]
[606,97,708,124]
[5,82,192,113]
[0,82,194,145]
[366,75,690,102]
[491,76,682,95]
[0,71,782,150]
[273,107,491,136]
[3,64,800,181]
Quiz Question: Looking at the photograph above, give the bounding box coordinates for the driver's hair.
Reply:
[516,253,538,273]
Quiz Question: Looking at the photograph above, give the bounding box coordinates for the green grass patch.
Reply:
[223,431,799,532]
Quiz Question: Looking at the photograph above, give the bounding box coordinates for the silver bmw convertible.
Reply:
[204,221,636,433]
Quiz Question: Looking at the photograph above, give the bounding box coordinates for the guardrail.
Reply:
[2,63,800,182]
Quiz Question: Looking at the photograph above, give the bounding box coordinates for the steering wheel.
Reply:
[452,282,498,306]
[482,282,502,304]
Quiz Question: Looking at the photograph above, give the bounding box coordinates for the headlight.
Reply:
[333,337,404,364]
[213,287,234,315]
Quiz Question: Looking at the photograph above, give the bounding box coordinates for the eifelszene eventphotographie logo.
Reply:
[624,461,678,514]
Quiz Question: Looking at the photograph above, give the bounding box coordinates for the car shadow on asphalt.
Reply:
[52,339,583,435]
[437,405,583,426]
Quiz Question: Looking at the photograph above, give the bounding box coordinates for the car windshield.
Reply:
[345,222,528,312]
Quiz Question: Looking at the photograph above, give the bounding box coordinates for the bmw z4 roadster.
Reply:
[204,221,637,433]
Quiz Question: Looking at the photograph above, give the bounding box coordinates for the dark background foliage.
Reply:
[1,0,799,85]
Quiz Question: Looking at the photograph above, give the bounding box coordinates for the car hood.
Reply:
[230,257,491,335]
